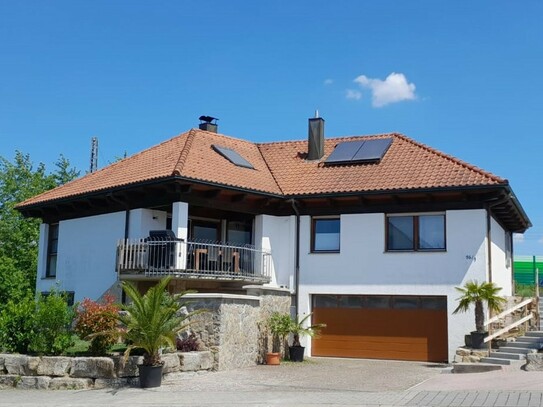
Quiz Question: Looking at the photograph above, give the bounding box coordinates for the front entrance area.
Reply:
[312,294,448,362]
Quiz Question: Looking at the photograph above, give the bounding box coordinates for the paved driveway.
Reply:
[3,358,543,406]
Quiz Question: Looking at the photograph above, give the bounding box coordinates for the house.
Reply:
[16,116,531,363]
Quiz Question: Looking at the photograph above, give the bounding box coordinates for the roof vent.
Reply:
[199,115,218,133]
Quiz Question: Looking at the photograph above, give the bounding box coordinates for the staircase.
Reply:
[480,331,543,366]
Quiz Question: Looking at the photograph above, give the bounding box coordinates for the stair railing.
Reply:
[484,298,536,345]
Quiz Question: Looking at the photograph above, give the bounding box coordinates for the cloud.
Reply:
[353,72,416,107]
[513,233,525,244]
[345,89,362,100]
[323,79,334,85]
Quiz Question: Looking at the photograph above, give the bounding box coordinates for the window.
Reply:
[386,214,445,251]
[46,223,59,278]
[311,217,340,252]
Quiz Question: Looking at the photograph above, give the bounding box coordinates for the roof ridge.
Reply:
[256,133,396,146]
[256,144,285,195]
[172,129,196,176]
[393,133,507,184]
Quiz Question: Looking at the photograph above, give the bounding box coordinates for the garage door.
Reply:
[312,295,448,362]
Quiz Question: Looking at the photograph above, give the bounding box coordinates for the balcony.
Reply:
[116,238,272,284]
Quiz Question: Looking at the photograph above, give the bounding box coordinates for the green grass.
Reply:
[515,284,536,298]
[63,336,90,356]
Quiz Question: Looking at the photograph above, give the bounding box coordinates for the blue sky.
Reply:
[1,1,542,255]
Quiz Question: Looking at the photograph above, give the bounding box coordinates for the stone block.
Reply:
[0,354,5,372]
[112,355,143,377]
[199,351,213,370]
[179,352,200,372]
[0,375,18,389]
[70,357,116,379]
[49,377,94,390]
[525,353,543,371]
[4,354,40,376]
[162,353,181,374]
[16,376,51,390]
[456,348,470,356]
[37,356,71,377]
[471,350,489,358]
[94,377,139,389]
[467,355,482,363]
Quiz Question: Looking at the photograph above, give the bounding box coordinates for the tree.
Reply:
[0,151,79,297]
[453,280,506,333]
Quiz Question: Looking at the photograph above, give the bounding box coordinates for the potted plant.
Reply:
[453,280,506,349]
[288,313,326,362]
[115,276,195,387]
[266,312,291,365]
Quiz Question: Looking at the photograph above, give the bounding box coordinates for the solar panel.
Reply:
[324,140,365,164]
[212,145,254,169]
[325,138,393,165]
[352,138,393,162]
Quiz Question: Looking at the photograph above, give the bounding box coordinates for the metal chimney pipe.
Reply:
[307,114,325,160]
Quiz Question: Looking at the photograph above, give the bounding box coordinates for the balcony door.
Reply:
[190,219,221,242]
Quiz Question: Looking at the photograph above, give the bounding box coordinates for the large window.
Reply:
[386,214,445,251]
[311,217,340,252]
[46,223,59,278]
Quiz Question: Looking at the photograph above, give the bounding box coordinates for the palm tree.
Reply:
[117,276,194,366]
[453,280,506,333]
[290,313,326,347]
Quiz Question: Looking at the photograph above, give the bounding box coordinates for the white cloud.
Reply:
[323,79,334,85]
[353,72,416,107]
[345,89,362,100]
[513,233,525,244]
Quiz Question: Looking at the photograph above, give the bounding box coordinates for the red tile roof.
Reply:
[17,129,506,208]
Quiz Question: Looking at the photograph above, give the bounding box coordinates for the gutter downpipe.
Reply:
[290,199,301,316]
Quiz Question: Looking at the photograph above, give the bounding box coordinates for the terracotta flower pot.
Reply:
[266,352,281,365]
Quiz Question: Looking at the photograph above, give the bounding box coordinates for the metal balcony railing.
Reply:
[116,238,272,283]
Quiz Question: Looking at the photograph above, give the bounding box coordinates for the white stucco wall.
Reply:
[36,212,126,303]
[490,217,513,296]
[255,214,296,289]
[128,208,167,238]
[297,209,490,362]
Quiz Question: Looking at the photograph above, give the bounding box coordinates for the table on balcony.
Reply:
[194,248,240,272]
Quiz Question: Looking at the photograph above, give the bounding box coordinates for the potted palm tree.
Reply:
[266,312,291,365]
[116,276,195,388]
[453,280,506,349]
[288,313,326,362]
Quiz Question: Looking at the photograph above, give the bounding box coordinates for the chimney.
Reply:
[198,115,218,133]
[307,111,324,160]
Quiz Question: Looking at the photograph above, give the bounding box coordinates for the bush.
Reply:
[29,291,75,355]
[176,333,200,352]
[74,295,119,355]
[515,284,536,298]
[0,294,36,353]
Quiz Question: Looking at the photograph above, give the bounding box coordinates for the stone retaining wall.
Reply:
[0,351,212,390]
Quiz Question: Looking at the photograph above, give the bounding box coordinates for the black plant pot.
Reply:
[470,331,488,349]
[138,364,163,388]
[289,346,305,362]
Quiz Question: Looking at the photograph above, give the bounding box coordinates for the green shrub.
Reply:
[74,295,119,355]
[0,294,36,353]
[29,291,74,355]
[515,284,536,298]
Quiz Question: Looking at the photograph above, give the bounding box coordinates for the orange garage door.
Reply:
[312,295,448,362]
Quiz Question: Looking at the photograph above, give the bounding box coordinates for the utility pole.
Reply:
[90,137,98,173]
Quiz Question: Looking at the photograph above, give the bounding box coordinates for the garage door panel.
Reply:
[312,296,448,362]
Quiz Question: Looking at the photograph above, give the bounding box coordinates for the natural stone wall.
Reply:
[184,287,291,370]
[0,351,212,390]
[453,348,490,363]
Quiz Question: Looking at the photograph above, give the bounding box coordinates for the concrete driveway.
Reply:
[3,358,543,406]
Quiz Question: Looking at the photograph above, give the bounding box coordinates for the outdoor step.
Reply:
[513,336,543,343]
[506,340,543,349]
[525,331,543,338]
[489,352,525,360]
[452,363,502,374]
[480,357,512,365]
[498,346,537,354]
